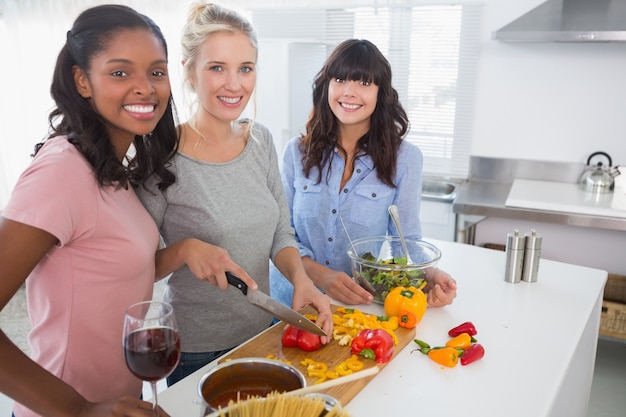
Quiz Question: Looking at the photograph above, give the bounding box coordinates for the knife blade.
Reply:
[226,271,327,337]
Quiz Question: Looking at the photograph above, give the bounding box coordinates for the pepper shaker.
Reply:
[504,229,525,283]
[522,229,542,283]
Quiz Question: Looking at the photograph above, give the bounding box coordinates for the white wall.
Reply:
[473,0,626,167]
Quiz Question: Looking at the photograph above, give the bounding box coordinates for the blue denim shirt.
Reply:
[270,136,424,307]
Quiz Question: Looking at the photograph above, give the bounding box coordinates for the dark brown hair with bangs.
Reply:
[299,39,409,187]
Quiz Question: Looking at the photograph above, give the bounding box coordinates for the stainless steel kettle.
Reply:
[579,151,621,194]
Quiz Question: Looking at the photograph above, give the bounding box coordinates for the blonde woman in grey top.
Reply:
[137,2,332,386]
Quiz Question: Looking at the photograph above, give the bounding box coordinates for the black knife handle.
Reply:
[226,271,248,295]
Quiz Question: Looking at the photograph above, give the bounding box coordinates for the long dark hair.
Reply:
[300,39,409,187]
[42,4,179,190]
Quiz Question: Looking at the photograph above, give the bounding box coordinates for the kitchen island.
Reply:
[157,240,607,417]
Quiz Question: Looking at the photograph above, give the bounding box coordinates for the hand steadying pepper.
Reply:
[282,324,322,352]
[351,329,394,363]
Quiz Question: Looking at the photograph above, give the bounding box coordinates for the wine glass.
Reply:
[123,301,180,416]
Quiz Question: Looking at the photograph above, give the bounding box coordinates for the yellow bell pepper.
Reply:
[383,286,427,329]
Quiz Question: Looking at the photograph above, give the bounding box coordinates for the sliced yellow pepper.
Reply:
[325,370,340,379]
[313,375,328,384]
[306,361,328,374]
[265,354,292,365]
[380,316,399,332]
[345,355,365,371]
[335,362,353,376]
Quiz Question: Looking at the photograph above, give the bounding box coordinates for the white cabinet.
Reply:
[420,200,456,241]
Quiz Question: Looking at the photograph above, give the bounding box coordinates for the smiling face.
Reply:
[327,77,379,133]
[73,28,171,151]
[190,31,257,124]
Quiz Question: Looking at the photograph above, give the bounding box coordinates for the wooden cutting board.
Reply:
[218,304,416,406]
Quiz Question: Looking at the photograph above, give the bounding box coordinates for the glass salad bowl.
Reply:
[347,236,441,304]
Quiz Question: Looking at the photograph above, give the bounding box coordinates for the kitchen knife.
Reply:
[225,271,327,337]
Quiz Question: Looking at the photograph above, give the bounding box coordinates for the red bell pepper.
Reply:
[448,321,478,337]
[351,329,394,363]
[460,343,485,366]
[281,325,322,352]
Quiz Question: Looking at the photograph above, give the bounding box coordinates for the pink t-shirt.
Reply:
[3,137,159,417]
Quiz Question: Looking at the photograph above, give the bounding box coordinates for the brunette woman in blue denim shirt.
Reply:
[270,39,457,307]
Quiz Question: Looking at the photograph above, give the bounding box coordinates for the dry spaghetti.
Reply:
[213,391,351,417]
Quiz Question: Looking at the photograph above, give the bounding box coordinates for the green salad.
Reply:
[356,252,426,303]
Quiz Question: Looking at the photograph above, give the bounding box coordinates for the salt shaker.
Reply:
[504,229,525,283]
[522,229,542,283]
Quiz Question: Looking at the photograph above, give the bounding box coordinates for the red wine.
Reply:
[124,327,180,381]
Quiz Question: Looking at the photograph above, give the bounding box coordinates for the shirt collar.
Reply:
[333,147,374,170]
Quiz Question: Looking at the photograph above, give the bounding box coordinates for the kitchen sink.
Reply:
[422,180,457,202]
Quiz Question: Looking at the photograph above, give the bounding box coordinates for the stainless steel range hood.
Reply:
[493,0,626,42]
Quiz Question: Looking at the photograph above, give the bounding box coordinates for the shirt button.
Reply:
[343,188,348,193]
[328,237,333,242]
[303,185,308,190]
[356,169,361,173]
[325,260,330,265]
[371,193,377,198]
[332,209,337,214]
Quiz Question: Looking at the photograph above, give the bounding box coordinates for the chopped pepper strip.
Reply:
[345,354,365,371]
[306,361,328,374]
[265,354,292,365]
[325,370,340,379]
[300,358,331,384]
[335,362,353,376]
[380,316,399,332]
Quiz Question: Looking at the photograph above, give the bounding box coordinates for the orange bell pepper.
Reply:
[383,286,427,329]
[398,309,417,329]
[427,347,460,368]
[445,332,472,350]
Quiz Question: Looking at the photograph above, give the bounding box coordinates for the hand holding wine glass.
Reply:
[123,301,181,416]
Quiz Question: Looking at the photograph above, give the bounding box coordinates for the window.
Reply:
[251,3,482,178]
[0,1,481,209]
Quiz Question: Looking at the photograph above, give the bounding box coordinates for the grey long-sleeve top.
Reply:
[137,122,297,352]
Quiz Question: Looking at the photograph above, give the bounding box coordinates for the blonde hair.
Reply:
[181,2,258,132]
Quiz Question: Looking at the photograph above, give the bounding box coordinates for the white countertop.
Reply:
[157,240,607,417]
[505,178,626,218]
